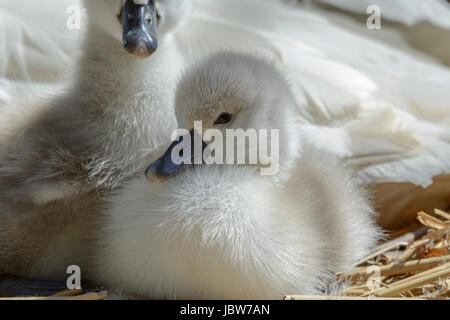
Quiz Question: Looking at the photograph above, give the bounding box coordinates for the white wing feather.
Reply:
[316,0,450,29]
[0,0,82,82]
[177,0,450,187]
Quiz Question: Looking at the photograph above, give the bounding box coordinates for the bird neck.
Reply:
[73,26,178,114]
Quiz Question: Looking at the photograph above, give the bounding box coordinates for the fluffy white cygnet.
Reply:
[90,51,382,299]
[0,0,194,280]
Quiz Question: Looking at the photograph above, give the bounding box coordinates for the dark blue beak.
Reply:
[121,0,158,58]
[145,131,206,183]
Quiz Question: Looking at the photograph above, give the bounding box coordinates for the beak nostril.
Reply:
[145,13,152,24]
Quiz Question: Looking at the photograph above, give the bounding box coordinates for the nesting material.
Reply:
[285,209,450,300]
[0,290,108,300]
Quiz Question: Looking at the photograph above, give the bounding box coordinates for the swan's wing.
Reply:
[0,0,82,83]
[0,0,82,109]
[313,0,450,29]
[177,0,450,187]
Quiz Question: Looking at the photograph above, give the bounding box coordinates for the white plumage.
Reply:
[315,0,450,29]
[0,0,193,279]
[0,0,81,83]
[89,52,381,299]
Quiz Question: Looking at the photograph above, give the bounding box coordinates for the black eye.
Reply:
[214,113,233,125]
[156,11,161,24]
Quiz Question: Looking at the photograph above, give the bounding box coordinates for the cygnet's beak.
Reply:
[121,0,158,58]
[145,130,206,184]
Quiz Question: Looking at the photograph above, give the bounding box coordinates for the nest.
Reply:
[0,289,107,300]
[285,209,450,300]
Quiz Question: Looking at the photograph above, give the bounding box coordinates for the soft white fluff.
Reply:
[0,0,194,279]
[90,52,382,299]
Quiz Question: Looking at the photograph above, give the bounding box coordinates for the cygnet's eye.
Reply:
[156,10,161,24]
[117,8,123,23]
[214,113,233,126]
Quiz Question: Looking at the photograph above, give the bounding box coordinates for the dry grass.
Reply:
[285,209,450,300]
[0,289,108,301]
